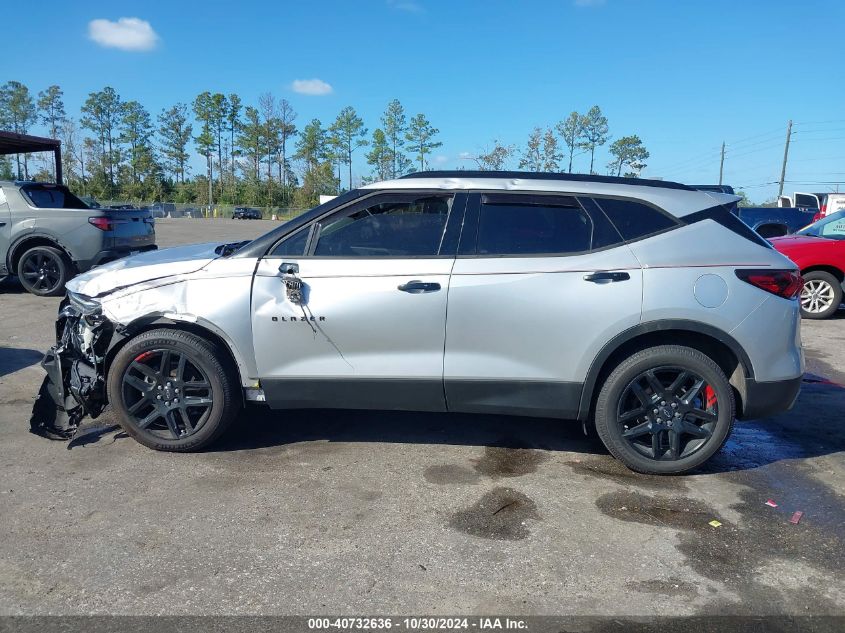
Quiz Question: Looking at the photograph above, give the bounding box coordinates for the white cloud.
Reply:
[387,0,424,13]
[433,155,449,165]
[291,78,334,96]
[88,17,159,51]
[574,0,605,6]
[458,151,473,160]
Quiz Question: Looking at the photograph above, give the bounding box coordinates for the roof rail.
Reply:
[399,170,694,191]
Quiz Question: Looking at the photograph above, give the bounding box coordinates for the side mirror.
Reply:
[279,262,299,275]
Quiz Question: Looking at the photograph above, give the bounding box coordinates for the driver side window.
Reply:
[312,195,453,257]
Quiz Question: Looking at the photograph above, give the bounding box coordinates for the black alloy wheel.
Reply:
[617,366,718,461]
[121,349,214,440]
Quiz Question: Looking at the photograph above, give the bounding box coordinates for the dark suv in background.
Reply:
[233,207,262,220]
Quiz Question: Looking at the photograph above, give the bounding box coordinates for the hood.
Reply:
[67,242,224,298]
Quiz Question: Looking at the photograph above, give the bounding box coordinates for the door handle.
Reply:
[398,280,441,293]
[583,271,630,283]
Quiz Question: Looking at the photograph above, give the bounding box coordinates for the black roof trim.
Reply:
[399,170,695,191]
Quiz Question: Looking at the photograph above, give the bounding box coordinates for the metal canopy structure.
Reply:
[0,130,62,184]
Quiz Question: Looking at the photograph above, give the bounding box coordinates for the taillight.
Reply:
[88,216,113,231]
[736,269,803,299]
[820,203,827,216]
[812,211,823,223]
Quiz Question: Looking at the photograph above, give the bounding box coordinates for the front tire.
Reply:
[800,271,842,319]
[107,329,240,451]
[594,345,735,475]
[17,245,72,297]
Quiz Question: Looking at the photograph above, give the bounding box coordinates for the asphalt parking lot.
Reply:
[0,218,843,617]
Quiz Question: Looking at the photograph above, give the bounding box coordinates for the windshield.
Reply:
[797,209,845,240]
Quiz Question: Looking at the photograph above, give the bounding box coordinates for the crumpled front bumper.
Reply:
[30,297,114,440]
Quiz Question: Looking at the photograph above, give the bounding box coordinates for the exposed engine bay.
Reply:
[30,294,116,439]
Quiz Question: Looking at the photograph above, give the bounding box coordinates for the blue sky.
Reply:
[4,0,845,202]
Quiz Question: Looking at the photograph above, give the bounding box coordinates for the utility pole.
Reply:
[207,153,213,215]
[778,120,793,197]
[718,141,725,186]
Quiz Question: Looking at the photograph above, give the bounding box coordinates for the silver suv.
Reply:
[32,172,804,474]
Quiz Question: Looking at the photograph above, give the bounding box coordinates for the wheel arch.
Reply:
[753,223,789,238]
[578,320,753,422]
[105,315,250,402]
[801,265,844,283]
[8,234,75,274]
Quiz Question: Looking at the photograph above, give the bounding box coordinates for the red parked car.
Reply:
[770,209,845,319]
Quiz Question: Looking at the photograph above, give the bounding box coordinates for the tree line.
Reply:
[1,80,648,208]
[473,105,649,178]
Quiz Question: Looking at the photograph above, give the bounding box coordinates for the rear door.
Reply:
[251,191,465,411]
[443,192,643,419]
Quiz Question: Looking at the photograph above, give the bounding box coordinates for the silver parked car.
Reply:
[32,172,804,474]
[0,181,157,296]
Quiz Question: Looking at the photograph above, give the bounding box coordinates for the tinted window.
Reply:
[313,195,452,257]
[476,201,594,256]
[794,194,819,209]
[20,185,89,209]
[270,226,310,257]
[594,198,677,240]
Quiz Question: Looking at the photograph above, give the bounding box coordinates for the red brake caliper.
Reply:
[704,385,717,410]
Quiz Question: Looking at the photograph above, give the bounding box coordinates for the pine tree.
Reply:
[578,105,610,174]
[405,113,442,172]
[329,106,368,190]
[158,103,192,183]
[381,99,408,178]
[81,86,122,193]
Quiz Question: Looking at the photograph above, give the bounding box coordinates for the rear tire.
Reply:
[17,245,72,297]
[799,271,842,320]
[594,345,735,475]
[107,328,241,452]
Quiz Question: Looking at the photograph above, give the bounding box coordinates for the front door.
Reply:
[251,192,465,411]
[444,192,643,419]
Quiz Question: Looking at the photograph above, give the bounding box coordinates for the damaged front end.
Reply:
[31,293,114,440]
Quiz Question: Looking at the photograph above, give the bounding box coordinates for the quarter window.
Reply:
[313,195,453,257]
[476,199,595,256]
[594,198,677,240]
[269,225,310,257]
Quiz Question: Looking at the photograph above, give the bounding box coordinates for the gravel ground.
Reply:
[0,218,843,617]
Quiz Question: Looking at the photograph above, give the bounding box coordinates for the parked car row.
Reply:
[690,184,845,319]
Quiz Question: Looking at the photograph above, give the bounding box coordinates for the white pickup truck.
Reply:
[778,192,845,218]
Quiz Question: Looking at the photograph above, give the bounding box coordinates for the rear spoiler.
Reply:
[703,192,742,207]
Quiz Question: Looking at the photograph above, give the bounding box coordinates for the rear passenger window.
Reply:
[594,198,677,240]
[476,199,594,256]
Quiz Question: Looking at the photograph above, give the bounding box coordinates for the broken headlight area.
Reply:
[30,294,115,440]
